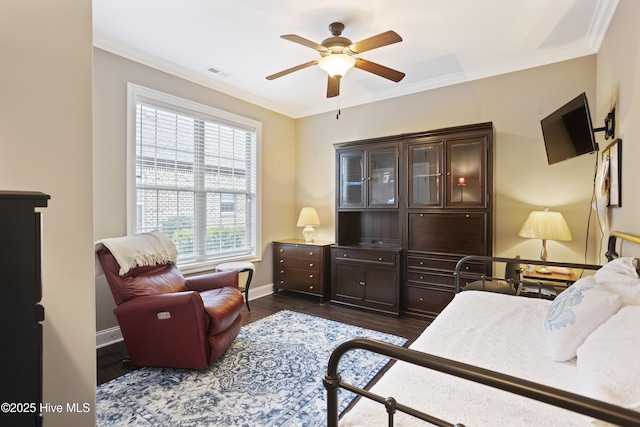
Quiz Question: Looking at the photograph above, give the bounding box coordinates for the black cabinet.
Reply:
[0,191,49,427]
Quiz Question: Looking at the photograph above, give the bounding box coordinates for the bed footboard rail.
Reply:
[324,338,640,427]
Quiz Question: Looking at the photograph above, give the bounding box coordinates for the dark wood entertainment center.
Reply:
[331,122,494,319]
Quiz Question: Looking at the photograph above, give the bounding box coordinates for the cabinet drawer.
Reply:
[276,278,322,294]
[407,271,455,288]
[407,256,456,271]
[407,255,488,274]
[333,249,396,265]
[274,244,322,261]
[275,268,320,285]
[275,256,321,271]
[405,285,455,316]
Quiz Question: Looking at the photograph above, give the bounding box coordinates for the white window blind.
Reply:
[127,84,260,269]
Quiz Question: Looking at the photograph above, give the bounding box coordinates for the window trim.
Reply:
[126,83,262,273]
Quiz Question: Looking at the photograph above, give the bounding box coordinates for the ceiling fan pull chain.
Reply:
[336,95,341,120]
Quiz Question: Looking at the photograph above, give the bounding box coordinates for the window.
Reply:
[127,84,261,271]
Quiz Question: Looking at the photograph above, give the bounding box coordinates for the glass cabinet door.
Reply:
[447,137,486,207]
[338,150,365,208]
[368,147,398,208]
[408,142,442,207]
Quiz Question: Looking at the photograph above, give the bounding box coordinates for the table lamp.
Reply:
[297,207,321,243]
[518,208,572,261]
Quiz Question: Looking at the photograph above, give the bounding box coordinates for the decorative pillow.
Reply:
[595,257,640,305]
[543,276,622,361]
[576,305,640,411]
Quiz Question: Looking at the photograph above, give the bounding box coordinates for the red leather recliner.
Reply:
[97,247,244,370]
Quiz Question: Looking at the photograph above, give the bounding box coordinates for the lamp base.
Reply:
[302,226,316,243]
[540,239,548,262]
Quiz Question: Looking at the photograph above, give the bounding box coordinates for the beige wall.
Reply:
[94,49,606,332]
[93,48,297,330]
[296,56,600,263]
[595,0,640,259]
[1,1,95,426]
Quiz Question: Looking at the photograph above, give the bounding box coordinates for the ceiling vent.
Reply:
[207,66,231,78]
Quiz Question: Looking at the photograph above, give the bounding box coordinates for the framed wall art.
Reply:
[602,138,622,207]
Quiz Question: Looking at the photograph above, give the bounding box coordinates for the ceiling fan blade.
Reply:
[354,59,405,82]
[327,76,340,98]
[348,30,402,54]
[266,60,318,80]
[281,34,328,52]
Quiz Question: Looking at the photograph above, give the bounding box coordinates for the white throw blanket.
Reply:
[96,231,178,275]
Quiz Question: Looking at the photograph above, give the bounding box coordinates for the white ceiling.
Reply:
[93,0,619,118]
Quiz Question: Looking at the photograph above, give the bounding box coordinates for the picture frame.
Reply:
[602,138,622,207]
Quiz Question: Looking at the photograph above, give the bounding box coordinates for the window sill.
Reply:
[179,256,261,276]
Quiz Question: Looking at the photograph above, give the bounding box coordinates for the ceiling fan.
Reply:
[266,22,405,98]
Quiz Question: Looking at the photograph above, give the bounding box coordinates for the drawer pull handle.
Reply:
[280,259,284,263]
[419,297,424,301]
[309,252,314,256]
[378,257,383,261]
[309,274,314,278]
[343,254,348,257]
[309,285,314,289]
[465,266,470,270]
[309,263,314,267]
[466,214,470,218]
[419,261,424,265]
[280,249,284,252]
[279,280,284,284]
[420,213,424,217]
[280,270,284,274]
[420,276,424,280]
[359,281,365,286]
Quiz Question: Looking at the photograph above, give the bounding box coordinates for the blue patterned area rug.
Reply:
[97,310,407,426]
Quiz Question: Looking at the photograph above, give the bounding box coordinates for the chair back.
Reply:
[97,248,187,305]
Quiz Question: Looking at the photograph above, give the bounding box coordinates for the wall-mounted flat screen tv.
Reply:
[540,92,598,165]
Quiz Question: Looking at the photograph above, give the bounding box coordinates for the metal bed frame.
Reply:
[324,231,640,427]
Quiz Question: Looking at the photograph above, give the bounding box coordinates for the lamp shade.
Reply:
[318,54,356,78]
[518,210,572,241]
[297,207,320,227]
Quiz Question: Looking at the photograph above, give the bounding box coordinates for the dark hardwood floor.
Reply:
[97,291,431,386]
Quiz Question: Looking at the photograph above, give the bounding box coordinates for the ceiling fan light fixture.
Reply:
[318,54,356,78]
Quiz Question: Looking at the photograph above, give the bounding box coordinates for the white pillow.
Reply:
[576,305,640,411]
[595,257,640,305]
[543,276,622,361]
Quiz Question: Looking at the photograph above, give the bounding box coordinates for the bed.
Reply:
[326,231,640,426]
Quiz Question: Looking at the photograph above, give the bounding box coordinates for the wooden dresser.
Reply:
[272,239,332,302]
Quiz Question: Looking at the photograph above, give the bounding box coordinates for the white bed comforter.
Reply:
[340,291,592,426]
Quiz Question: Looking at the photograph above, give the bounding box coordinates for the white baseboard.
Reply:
[247,283,273,300]
[96,283,275,349]
[96,326,124,349]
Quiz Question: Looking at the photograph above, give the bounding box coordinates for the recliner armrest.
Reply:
[114,291,207,327]
[185,270,238,292]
